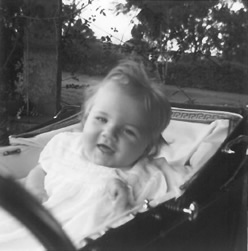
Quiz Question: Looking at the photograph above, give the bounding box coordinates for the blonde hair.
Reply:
[81,59,171,157]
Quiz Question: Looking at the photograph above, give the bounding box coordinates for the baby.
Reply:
[23,59,172,247]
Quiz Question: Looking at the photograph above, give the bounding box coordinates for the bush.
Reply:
[166,60,247,94]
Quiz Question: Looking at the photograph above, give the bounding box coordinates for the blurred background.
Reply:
[0,0,247,143]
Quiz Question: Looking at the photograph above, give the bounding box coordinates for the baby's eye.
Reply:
[95,117,107,123]
[123,128,136,137]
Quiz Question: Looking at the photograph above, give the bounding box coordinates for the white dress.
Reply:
[0,132,169,251]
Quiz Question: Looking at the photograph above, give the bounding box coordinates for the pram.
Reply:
[0,103,247,251]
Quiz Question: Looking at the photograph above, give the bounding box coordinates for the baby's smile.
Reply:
[97,143,115,154]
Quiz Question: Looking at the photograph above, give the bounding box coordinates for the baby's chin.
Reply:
[93,158,129,168]
[91,158,133,169]
[83,149,134,168]
[90,158,113,167]
[84,151,116,167]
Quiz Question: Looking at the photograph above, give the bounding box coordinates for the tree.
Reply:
[0,0,9,145]
[61,1,97,72]
[22,0,62,116]
[0,0,24,145]
[211,3,248,64]
[116,0,248,93]
[117,0,247,62]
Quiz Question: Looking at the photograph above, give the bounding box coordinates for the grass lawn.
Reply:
[62,72,248,109]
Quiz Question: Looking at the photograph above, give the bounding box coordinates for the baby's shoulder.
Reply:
[43,132,84,155]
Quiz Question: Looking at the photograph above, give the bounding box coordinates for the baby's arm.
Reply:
[25,164,48,203]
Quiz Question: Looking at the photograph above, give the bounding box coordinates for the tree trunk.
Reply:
[0,0,10,146]
[23,0,62,116]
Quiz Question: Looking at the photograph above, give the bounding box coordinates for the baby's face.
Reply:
[82,82,151,167]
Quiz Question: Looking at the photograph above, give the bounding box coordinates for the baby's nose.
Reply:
[102,125,118,139]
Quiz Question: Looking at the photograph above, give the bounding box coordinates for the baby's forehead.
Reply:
[92,108,152,133]
[91,79,152,111]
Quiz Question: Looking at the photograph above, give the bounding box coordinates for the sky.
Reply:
[65,0,139,44]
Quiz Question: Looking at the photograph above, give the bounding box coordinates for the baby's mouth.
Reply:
[97,144,114,154]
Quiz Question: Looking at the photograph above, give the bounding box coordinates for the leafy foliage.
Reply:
[117,0,248,93]
[122,0,247,60]
[1,0,248,93]
[0,0,25,97]
[61,1,123,75]
[166,60,247,93]
[61,1,97,72]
